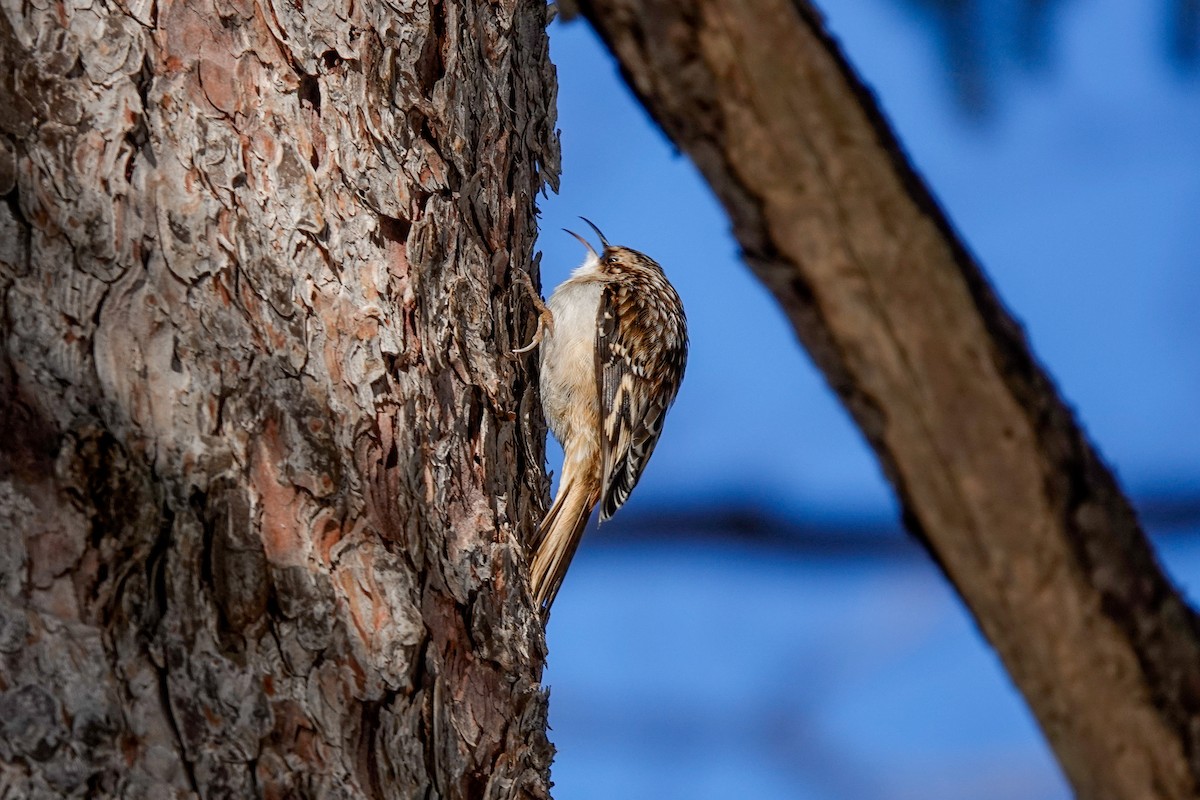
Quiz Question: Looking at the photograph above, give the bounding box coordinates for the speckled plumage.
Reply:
[527,221,687,614]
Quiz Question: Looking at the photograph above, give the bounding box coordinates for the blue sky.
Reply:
[534,1,1200,797]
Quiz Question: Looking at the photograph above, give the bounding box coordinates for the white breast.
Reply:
[540,278,603,450]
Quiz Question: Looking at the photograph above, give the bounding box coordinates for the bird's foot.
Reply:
[512,273,554,355]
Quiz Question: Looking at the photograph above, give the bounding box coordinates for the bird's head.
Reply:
[563,218,662,277]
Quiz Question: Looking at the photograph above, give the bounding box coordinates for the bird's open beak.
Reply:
[562,228,598,260]
[562,217,611,259]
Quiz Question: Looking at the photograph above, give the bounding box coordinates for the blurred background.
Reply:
[533,1,1200,798]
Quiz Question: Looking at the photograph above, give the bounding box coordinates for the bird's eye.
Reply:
[607,256,618,264]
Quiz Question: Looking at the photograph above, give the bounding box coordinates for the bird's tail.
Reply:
[530,466,599,616]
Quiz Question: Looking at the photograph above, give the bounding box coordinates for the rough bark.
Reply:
[0,0,559,796]
[578,1,1200,797]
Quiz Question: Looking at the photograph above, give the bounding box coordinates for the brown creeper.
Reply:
[527,219,688,614]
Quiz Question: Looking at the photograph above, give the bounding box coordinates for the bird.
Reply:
[522,218,687,615]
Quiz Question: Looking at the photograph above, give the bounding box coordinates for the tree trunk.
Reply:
[578,0,1200,797]
[0,0,558,796]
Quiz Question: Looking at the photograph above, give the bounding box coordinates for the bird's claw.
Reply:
[512,273,554,356]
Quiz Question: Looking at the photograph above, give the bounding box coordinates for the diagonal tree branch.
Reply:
[578,0,1200,796]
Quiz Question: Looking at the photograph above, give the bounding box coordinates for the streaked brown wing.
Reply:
[596,281,687,520]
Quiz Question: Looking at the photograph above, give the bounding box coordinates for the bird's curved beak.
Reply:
[579,217,610,249]
[561,217,611,259]
[562,227,599,260]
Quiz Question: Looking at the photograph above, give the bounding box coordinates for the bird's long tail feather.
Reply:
[530,469,599,615]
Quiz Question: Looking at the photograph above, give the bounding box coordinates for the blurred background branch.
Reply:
[598,486,1200,556]
[888,0,1200,116]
